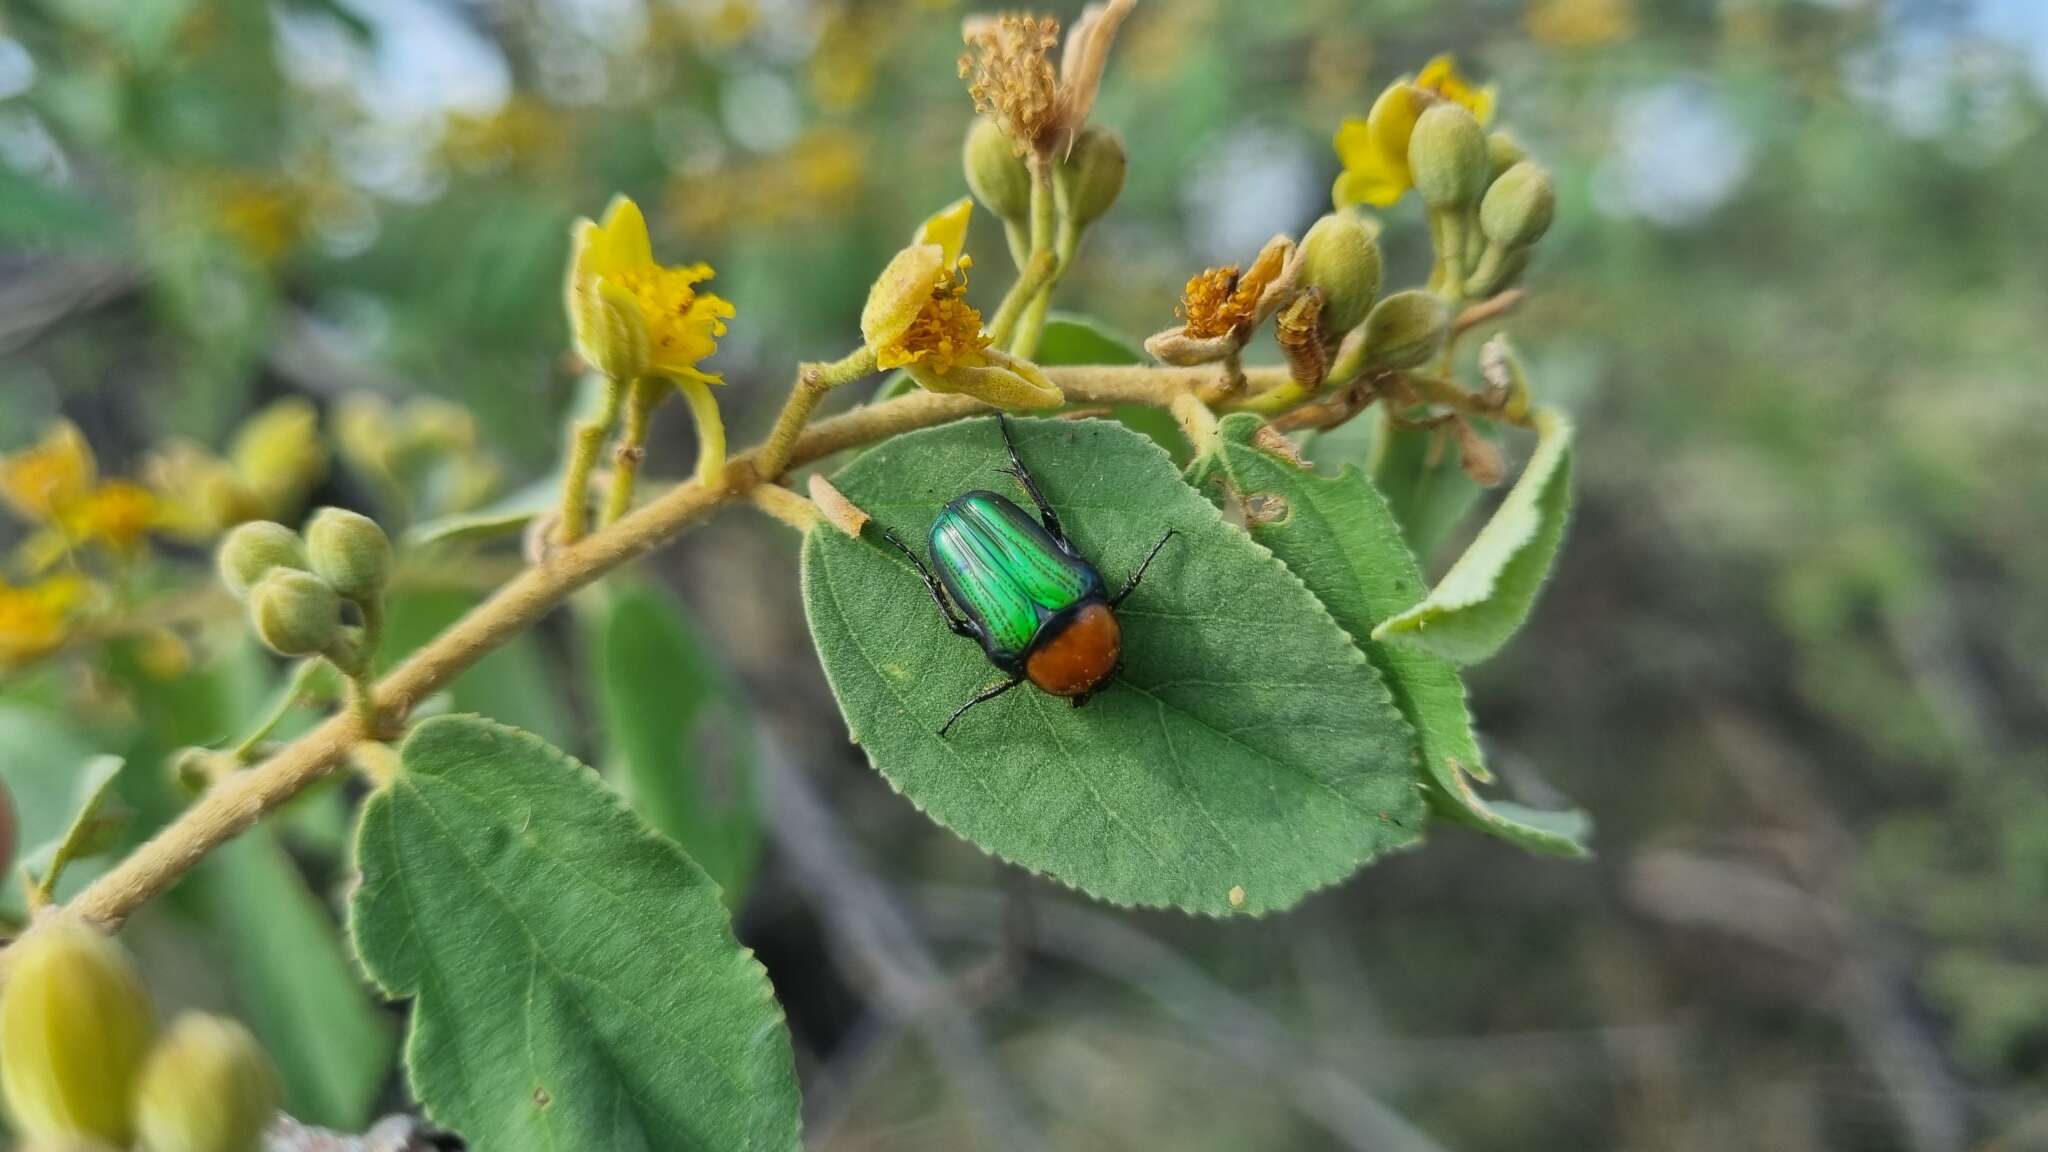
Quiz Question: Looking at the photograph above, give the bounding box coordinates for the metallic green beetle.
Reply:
[878,416,1176,736]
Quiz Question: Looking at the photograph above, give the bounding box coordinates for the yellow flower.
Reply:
[1332,55,1497,210]
[144,440,258,541]
[1,422,96,523]
[0,575,85,671]
[230,398,329,514]
[861,199,1061,410]
[566,195,735,386]
[1527,0,1637,48]
[1143,234,1297,365]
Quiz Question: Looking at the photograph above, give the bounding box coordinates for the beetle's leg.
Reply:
[940,676,1024,737]
[995,413,1068,546]
[875,526,978,640]
[1110,529,1179,607]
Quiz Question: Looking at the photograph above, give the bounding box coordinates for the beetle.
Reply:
[876,416,1176,737]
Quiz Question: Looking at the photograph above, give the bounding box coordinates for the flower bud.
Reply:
[135,1014,280,1152]
[216,522,307,601]
[1407,102,1489,211]
[1362,290,1451,370]
[304,507,391,602]
[0,923,155,1145]
[1296,214,1383,339]
[566,219,651,382]
[1054,126,1127,231]
[1485,131,1527,184]
[249,570,342,658]
[963,116,1032,226]
[1480,162,1556,251]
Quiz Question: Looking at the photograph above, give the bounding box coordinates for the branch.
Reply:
[0,360,1259,974]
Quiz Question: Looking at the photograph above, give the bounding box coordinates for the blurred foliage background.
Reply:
[3,0,2046,1148]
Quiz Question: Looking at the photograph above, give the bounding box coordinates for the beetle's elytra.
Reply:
[876,416,1176,737]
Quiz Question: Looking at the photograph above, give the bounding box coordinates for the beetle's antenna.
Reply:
[940,676,1024,737]
[995,414,1068,545]
[1111,529,1178,606]
[875,526,978,639]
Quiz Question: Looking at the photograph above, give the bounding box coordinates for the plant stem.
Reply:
[230,659,324,762]
[559,375,625,544]
[1009,155,1060,359]
[749,484,822,533]
[755,348,877,482]
[0,359,1307,968]
[602,378,664,526]
[676,377,728,489]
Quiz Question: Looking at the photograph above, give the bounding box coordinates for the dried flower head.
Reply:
[1146,235,1297,365]
[962,0,1136,157]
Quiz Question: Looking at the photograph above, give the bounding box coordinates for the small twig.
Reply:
[1452,288,1526,335]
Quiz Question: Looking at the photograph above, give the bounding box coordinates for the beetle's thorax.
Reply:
[1025,601,1121,697]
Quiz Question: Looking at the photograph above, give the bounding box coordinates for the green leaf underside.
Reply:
[587,582,763,905]
[350,716,798,1152]
[1374,406,1575,664]
[801,417,1425,916]
[932,492,1097,659]
[0,704,107,916]
[1213,415,1589,857]
[19,754,126,877]
[404,474,560,547]
[1368,413,1484,562]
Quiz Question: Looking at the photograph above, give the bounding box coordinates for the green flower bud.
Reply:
[0,923,155,1145]
[1054,126,1127,231]
[215,522,307,601]
[1480,162,1556,251]
[1486,131,1527,184]
[1297,214,1383,339]
[135,1014,280,1152]
[1362,290,1451,370]
[303,507,391,602]
[964,116,1032,226]
[249,570,342,658]
[1408,102,1489,211]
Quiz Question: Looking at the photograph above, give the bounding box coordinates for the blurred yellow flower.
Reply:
[566,196,735,386]
[0,575,86,671]
[1,422,96,523]
[229,398,328,513]
[1527,0,1637,48]
[145,440,256,540]
[1333,55,1497,210]
[146,400,326,541]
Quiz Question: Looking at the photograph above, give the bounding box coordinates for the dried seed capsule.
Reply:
[215,522,307,601]
[0,923,155,1145]
[1275,290,1328,390]
[249,570,342,658]
[135,1013,280,1152]
[304,507,391,602]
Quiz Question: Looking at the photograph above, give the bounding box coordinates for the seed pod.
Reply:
[249,570,342,658]
[1275,290,1328,390]
[1054,126,1127,231]
[1480,162,1557,251]
[1452,418,1506,487]
[304,507,391,602]
[0,923,155,1145]
[135,1014,280,1152]
[1296,214,1383,340]
[1408,103,1489,212]
[1362,290,1451,370]
[964,116,1033,225]
[216,522,307,601]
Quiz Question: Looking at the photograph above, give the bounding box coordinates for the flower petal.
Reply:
[908,349,1063,410]
[1333,117,1376,169]
[598,194,653,272]
[914,198,975,269]
[861,243,946,352]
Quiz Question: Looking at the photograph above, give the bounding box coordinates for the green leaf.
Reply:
[1211,415,1589,857]
[192,830,395,1128]
[18,755,129,891]
[1368,414,1483,561]
[1037,314,1186,462]
[382,588,572,746]
[583,581,762,905]
[1374,407,1574,664]
[350,716,800,1152]
[0,703,108,917]
[801,417,1425,916]
[403,474,559,548]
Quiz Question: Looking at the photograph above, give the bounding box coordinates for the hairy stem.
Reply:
[558,375,625,543]
[603,378,665,527]
[0,360,1301,973]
